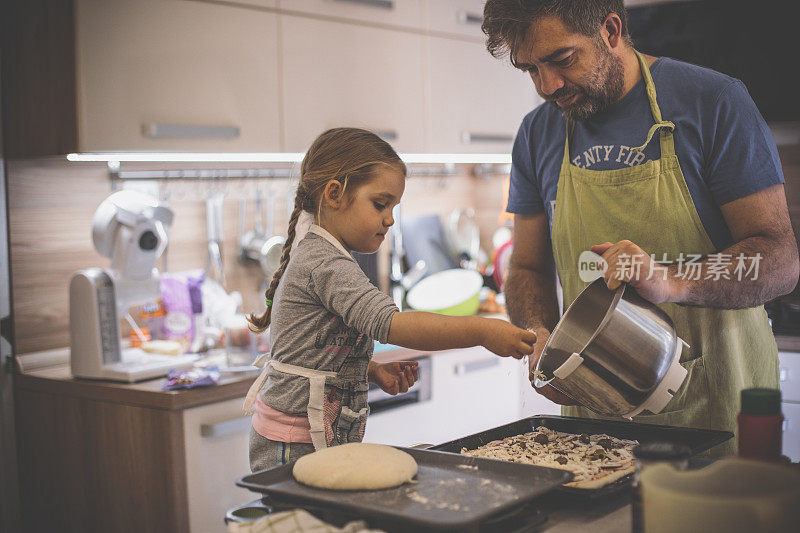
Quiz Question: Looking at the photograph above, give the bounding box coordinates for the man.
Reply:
[482,0,799,455]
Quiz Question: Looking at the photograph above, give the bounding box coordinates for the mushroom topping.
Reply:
[597,438,613,450]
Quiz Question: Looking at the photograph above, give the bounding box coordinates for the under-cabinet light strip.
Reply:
[66,152,512,165]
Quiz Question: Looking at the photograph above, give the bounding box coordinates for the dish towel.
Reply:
[227,508,384,533]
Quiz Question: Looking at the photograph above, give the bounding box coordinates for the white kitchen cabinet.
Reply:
[281,15,427,152]
[76,0,281,152]
[363,400,440,447]
[519,358,562,418]
[424,0,486,38]
[782,401,800,462]
[183,397,254,533]
[779,351,800,402]
[365,347,523,446]
[426,35,542,153]
[280,0,424,30]
[778,350,799,461]
[429,346,527,438]
[215,0,277,8]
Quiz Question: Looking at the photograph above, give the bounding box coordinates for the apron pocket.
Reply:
[634,354,711,429]
[335,405,368,444]
[323,384,369,446]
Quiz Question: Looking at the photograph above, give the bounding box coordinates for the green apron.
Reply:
[554,51,778,457]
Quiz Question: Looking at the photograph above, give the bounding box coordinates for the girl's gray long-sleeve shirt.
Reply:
[261,231,398,415]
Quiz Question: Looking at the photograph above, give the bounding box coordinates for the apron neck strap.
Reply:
[631,49,675,155]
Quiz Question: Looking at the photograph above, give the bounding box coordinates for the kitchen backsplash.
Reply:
[8,146,800,354]
[6,158,510,354]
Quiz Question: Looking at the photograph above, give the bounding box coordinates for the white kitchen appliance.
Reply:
[69,190,196,382]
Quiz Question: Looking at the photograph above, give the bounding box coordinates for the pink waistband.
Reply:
[252,395,313,444]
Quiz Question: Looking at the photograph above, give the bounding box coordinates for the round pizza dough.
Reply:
[292,443,418,490]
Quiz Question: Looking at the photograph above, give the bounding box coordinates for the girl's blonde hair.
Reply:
[247,127,406,333]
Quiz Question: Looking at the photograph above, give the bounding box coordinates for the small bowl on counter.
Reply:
[406,268,483,316]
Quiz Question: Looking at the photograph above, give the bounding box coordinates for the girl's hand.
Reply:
[481,319,537,359]
[367,361,419,395]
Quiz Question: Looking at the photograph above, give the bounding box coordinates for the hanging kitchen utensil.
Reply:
[447,208,482,270]
[399,214,458,278]
[205,189,226,286]
[239,188,285,281]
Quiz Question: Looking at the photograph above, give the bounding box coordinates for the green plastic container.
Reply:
[406,269,483,316]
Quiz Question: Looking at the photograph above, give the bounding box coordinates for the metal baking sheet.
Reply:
[236,447,572,530]
[430,415,733,496]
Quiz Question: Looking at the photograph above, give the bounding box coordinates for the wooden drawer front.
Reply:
[779,351,800,402]
[280,0,424,30]
[183,397,254,533]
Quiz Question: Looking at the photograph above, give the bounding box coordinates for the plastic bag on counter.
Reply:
[160,270,205,346]
[162,365,221,390]
[201,277,243,330]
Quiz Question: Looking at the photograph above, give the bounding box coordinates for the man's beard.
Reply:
[548,43,625,122]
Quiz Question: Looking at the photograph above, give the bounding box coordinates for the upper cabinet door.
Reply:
[280,0,424,30]
[76,0,281,152]
[281,16,426,153]
[426,36,542,153]
[425,0,486,39]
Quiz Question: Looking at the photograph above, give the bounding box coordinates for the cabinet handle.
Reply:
[779,367,788,381]
[461,131,514,144]
[333,0,394,10]
[200,415,251,438]
[458,11,484,25]
[142,123,240,139]
[375,129,398,142]
[454,358,499,375]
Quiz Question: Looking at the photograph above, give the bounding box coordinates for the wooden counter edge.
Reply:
[13,346,457,411]
[14,370,256,411]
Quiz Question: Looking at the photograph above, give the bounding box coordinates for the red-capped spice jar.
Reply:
[737,388,783,461]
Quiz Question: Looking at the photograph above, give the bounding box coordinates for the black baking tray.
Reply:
[429,415,733,497]
[236,446,572,531]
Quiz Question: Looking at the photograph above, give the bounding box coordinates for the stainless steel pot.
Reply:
[238,190,285,280]
[534,278,688,418]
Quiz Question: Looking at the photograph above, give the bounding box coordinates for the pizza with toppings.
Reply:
[460,426,639,489]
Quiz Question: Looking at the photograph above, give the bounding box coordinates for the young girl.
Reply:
[244,127,537,471]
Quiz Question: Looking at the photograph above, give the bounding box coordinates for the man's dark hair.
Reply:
[482,0,631,68]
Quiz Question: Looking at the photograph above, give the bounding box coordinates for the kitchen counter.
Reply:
[14,346,429,410]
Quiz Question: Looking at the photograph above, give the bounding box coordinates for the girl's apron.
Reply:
[243,225,371,451]
[552,51,778,456]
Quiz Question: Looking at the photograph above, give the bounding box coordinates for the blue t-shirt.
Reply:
[508,57,784,251]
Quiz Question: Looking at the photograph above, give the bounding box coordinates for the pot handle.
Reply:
[553,352,584,379]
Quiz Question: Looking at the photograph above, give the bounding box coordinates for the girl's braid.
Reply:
[246,193,305,333]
